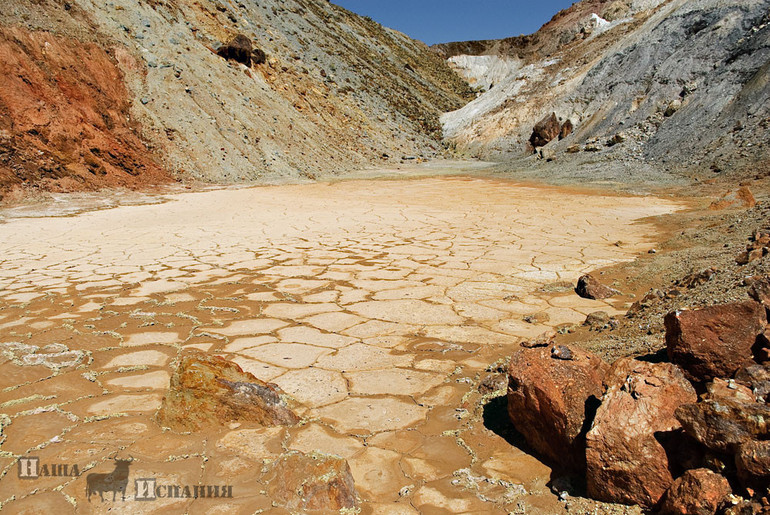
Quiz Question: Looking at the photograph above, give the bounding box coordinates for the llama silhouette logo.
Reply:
[85,458,132,502]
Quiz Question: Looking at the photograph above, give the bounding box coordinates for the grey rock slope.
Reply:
[1,0,473,188]
[437,0,770,180]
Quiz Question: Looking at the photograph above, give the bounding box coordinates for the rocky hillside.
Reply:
[0,0,473,198]
[436,0,770,180]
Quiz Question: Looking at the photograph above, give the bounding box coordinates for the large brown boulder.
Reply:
[665,301,767,382]
[507,343,609,470]
[706,378,756,403]
[529,112,560,148]
[260,451,359,512]
[658,468,732,515]
[156,352,300,431]
[575,274,620,300]
[736,439,770,488]
[216,34,266,67]
[735,363,770,402]
[586,359,697,509]
[675,398,770,454]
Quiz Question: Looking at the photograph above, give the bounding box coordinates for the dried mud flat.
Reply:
[0,174,682,513]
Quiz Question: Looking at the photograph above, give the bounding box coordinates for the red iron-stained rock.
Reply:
[156,352,300,431]
[261,451,359,512]
[665,301,767,381]
[507,344,608,469]
[586,358,697,508]
[659,468,731,515]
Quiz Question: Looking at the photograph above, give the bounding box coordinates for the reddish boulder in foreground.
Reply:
[586,359,697,509]
[156,352,300,431]
[735,363,770,402]
[575,274,620,300]
[658,468,731,515]
[736,439,770,488]
[260,451,359,512]
[529,112,560,148]
[675,398,770,454]
[665,301,767,382]
[706,378,756,403]
[507,343,608,469]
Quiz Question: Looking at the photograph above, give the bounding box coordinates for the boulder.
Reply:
[736,439,770,488]
[217,34,266,67]
[583,311,618,331]
[709,186,756,210]
[550,345,574,361]
[627,288,665,317]
[658,468,731,515]
[606,132,626,146]
[675,398,770,454]
[664,98,682,117]
[736,248,765,266]
[586,359,697,508]
[676,267,718,289]
[520,330,556,348]
[735,363,770,402]
[575,274,620,300]
[559,119,573,140]
[706,378,756,403]
[260,451,359,512]
[156,352,300,431]
[736,231,769,265]
[529,112,560,148]
[748,275,770,312]
[507,344,608,469]
[478,373,508,394]
[665,301,767,382]
[538,146,555,161]
[721,500,766,515]
[584,142,601,152]
[753,229,770,247]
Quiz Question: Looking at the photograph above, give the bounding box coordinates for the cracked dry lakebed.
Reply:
[0,175,682,513]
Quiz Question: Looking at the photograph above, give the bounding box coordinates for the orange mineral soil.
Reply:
[0,28,171,200]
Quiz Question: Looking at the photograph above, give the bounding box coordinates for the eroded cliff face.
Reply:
[0,26,171,198]
[437,0,770,178]
[0,0,473,197]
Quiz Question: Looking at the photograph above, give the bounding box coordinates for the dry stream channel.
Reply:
[0,171,682,513]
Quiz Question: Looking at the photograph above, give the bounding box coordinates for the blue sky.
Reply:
[332,0,577,45]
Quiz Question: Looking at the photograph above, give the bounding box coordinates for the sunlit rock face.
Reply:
[437,0,769,177]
